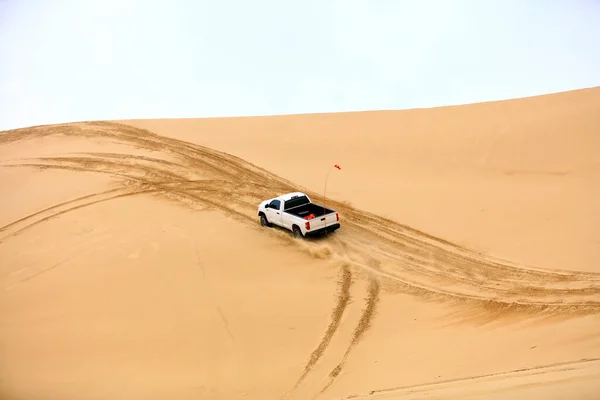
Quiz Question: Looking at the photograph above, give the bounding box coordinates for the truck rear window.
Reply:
[284,195,310,210]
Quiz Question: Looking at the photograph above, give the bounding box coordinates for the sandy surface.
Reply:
[1,87,599,399]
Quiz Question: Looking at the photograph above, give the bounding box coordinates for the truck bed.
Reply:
[285,203,335,219]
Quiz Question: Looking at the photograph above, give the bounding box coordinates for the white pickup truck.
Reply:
[257,192,341,239]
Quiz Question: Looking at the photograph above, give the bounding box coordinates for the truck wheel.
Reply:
[293,226,303,239]
[260,214,271,228]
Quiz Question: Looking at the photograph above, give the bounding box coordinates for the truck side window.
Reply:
[269,200,281,210]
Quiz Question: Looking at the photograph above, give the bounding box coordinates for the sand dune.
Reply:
[126,86,600,273]
[1,87,599,399]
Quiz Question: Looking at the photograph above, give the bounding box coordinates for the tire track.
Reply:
[0,187,126,235]
[318,277,381,396]
[339,357,600,399]
[285,262,353,396]
[0,187,160,241]
[0,177,263,242]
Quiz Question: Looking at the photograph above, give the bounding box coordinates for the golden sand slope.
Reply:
[126,86,600,272]
[1,88,600,400]
[2,121,598,312]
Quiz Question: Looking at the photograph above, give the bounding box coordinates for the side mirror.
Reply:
[265,204,270,209]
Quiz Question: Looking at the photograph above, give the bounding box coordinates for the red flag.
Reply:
[334,164,341,170]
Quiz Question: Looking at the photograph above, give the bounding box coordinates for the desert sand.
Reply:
[1,86,599,400]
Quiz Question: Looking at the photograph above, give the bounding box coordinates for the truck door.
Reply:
[280,200,292,230]
[266,199,283,227]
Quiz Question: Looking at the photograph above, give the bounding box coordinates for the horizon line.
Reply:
[3,84,599,132]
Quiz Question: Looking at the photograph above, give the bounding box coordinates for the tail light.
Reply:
[305,221,311,230]
[336,213,339,222]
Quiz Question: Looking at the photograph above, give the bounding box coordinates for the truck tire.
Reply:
[260,214,272,228]
[292,225,304,239]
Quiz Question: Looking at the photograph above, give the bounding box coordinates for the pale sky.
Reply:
[1,0,599,130]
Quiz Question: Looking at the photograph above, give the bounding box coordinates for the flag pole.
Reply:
[323,164,341,232]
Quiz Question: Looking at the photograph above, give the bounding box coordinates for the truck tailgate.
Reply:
[306,211,338,231]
